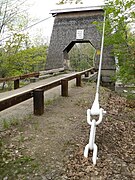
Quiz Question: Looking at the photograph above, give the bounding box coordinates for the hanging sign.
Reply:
[76,29,84,40]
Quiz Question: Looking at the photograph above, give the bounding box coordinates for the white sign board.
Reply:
[76,29,84,40]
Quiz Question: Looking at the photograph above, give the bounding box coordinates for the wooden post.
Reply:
[14,79,19,89]
[76,74,81,86]
[90,69,95,74]
[33,89,44,115]
[85,72,89,77]
[61,79,68,97]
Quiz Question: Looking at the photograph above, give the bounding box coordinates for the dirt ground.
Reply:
[0,82,135,180]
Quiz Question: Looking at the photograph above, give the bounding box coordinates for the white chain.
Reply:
[84,108,106,165]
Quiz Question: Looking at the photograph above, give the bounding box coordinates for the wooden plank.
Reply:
[0,76,20,82]
[82,72,98,81]
[20,72,39,79]
[0,91,33,111]
[0,72,39,83]
[40,68,65,75]
[35,80,61,91]
[63,74,77,81]
[0,67,96,112]
[0,80,62,112]
[79,67,96,75]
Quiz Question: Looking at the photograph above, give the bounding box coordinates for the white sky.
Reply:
[28,0,104,43]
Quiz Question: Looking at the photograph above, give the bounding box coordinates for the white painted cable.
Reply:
[84,11,106,165]
[90,11,106,116]
[96,11,106,94]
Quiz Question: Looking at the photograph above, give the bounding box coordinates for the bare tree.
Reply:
[0,0,28,39]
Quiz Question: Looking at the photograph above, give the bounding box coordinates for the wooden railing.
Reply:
[0,68,65,90]
[0,72,40,89]
[0,67,97,115]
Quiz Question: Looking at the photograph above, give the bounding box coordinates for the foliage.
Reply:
[0,0,29,38]
[104,0,135,84]
[0,45,47,77]
[0,1,48,79]
[69,43,95,71]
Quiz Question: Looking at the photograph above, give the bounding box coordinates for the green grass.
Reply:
[2,114,33,130]
[0,151,38,179]
[44,95,58,106]
[2,118,20,129]
[45,99,55,106]
[0,115,40,179]
[3,119,10,129]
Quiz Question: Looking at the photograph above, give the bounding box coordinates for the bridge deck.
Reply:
[0,72,78,126]
[0,72,76,101]
[0,68,97,129]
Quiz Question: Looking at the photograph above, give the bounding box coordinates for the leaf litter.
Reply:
[0,82,134,179]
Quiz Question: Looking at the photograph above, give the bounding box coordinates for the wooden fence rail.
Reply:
[0,68,65,90]
[0,72,40,90]
[0,67,97,115]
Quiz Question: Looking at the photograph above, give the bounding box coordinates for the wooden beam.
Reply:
[76,74,81,86]
[61,79,68,97]
[33,89,44,115]
[14,79,20,89]
[0,67,96,112]
[0,72,39,83]
[0,91,33,111]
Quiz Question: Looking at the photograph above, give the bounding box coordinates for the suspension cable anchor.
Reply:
[84,107,106,165]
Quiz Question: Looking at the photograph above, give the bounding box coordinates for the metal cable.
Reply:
[0,15,53,42]
[96,11,106,94]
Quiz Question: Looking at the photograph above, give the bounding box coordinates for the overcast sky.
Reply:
[29,0,104,17]
[28,0,104,43]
